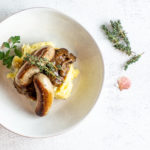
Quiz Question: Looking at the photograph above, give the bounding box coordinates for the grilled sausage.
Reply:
[15,46,55,87]
[33,73,54,116]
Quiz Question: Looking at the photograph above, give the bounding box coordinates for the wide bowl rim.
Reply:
[0,7,105,138]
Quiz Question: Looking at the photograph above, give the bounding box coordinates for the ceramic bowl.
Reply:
[0,7,104,138]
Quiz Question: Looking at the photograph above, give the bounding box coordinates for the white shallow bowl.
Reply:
[0,8,104,138]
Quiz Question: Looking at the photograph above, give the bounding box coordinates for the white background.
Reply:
[0,0,150,150]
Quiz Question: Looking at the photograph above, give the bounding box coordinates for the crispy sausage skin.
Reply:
[33,73,54,116]
[15,46,55,87]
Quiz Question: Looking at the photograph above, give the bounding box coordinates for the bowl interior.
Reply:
[0,8,104,137]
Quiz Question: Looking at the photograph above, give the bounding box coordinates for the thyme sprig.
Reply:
[124,53,143,70]
[102,20,131,56]
[24,53,62,78]
[102,20,143,70]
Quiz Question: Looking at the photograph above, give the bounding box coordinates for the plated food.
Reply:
[0,7,104,137]
[1,36,79,116]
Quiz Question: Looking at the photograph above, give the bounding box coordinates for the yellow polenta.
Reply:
[7,42,79,99]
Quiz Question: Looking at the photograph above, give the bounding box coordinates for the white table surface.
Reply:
[0,0,150,150]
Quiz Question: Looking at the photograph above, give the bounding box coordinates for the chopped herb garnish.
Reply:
[24,53,61,78]
[56,64,62,70]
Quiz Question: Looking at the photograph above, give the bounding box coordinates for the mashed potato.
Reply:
[54,64,79,99]
[7,42,79,99]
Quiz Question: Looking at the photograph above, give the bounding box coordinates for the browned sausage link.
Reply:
[15,46,55,87]
[33,73,54,116]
